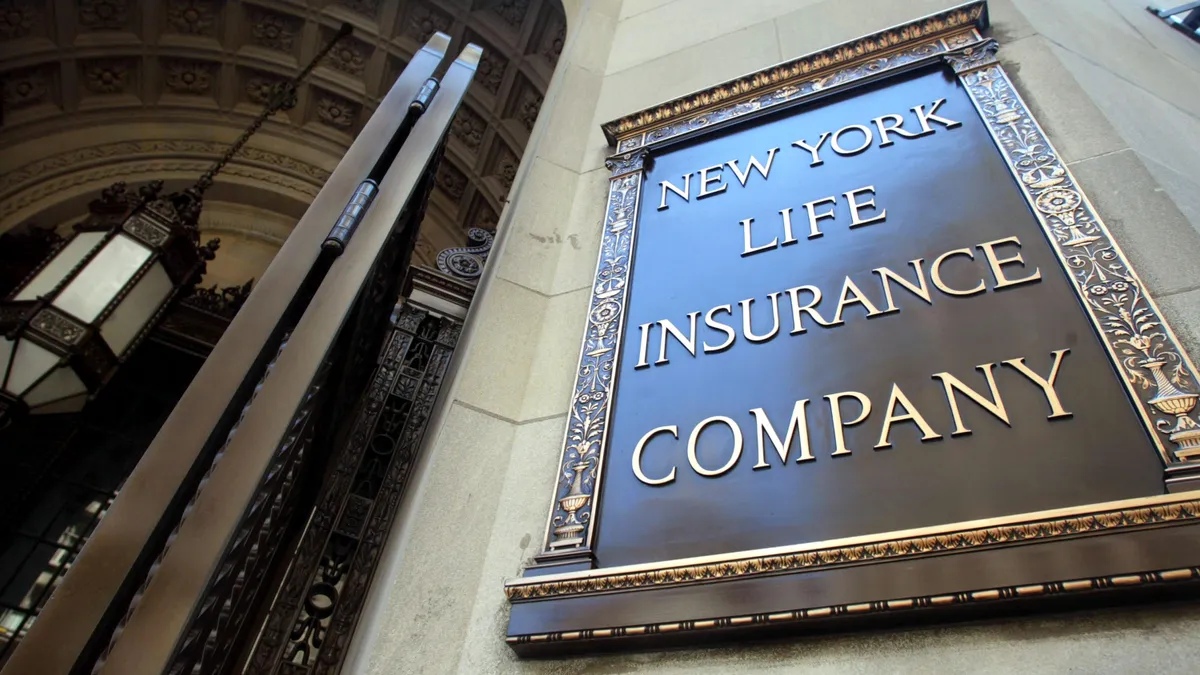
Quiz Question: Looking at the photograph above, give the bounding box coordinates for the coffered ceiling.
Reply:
[0,0,565,279]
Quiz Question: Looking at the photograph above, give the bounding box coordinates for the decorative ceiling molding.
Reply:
[0,0,566,268]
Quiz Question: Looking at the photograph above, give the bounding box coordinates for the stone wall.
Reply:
[344,1,1200,672]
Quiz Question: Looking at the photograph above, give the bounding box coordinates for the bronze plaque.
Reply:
[506,2,1200,654]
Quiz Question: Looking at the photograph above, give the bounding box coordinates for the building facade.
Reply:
[5,0,1200,673]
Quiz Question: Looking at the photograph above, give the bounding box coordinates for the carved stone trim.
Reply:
[512,494,1200,601]
[600,1,987,148]
[508,565,1200,646]
[535,166,644,560]
[955,54,1200,466]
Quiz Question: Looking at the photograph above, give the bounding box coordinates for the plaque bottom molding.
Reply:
[507,490,1200,601]
[507,564,1200,648]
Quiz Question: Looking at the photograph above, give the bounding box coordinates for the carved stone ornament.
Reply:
[405,2,452,43]
[316,93,357,128]
[249,9,301,52]
[78,0,130,31]
[164,61,215,95]
[166,0,216,36]
[83,61,130,94]
[434,161,467,201]
[490,0,530,29]
[449,105,486,153]
[0,0,37,39]
[324,38,368,76]
[1,67,48,109]
[474,46,506,95]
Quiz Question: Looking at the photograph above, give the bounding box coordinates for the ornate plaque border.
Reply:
[514,0,1200,652]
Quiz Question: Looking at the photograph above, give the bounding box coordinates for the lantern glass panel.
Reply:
[5,339,58,396]
[14,232,106,301]
[24,366,86,410]
[54,234,151,323]
[101,261,172,357]
[0,338,13,381]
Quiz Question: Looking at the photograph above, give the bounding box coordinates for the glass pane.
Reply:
[14,232,105,302]
[100,261,172,356]
[24,367,86,409]
[0,338,12,386]
[53,234,151,323]
[5,340,58,397]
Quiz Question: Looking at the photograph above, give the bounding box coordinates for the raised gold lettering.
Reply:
[832,277,884,324]
[913,98,962,133]
[874,383,943,449]
[793,132,831,167]
[931,248,986,296]
[658,174,690,210]
[740,293,782,343]
[698,165,728,199]
[635,321,653,369]
[786,285,834,334]
[802,195,837,239]
[726,148,779,186]
[978,236,1042,290]
[633,425,678,486]
[740,217,777,256]
[872,113,924,146]
[844,185,886,228]
[1003,349,1073,419]
[826,391,872,456]
[933,363,1010,436]
[688,416,743,477]
[873,259,932,313]
[656,312,700,365]
[703,305,736,353]
[751,401,814,469]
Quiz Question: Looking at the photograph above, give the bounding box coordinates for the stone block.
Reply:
[1013,0,1200,121]
[550,166,611,296]
[452,278,549,422]
[775,0,950,59]
[1070,149,1200,298]
[567,6,617,75]
[1158,287,1200,366]
[533,63,604,177]
[453,414,575,674]
[988,0,1037,43]
[595,20,781,124]
[606,0,805,74]
[355,402,516,675]
[999,35,1126,164]
[519,286,592,421]
[494,157,581,296]
[1049,42,1200,236]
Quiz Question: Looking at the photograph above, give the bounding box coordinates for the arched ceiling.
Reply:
[0,0,565,283]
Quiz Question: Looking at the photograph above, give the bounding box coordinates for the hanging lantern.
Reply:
[0,182,216,420]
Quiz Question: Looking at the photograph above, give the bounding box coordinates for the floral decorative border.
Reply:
[602,1,987,149]
[952,41,1200,466]
[535,151,647,559]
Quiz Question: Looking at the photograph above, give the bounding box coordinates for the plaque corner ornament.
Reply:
[942,37,1000,75]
